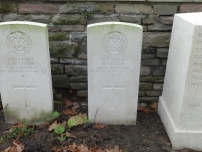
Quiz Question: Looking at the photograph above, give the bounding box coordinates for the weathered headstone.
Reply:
[0,21,53,124]
[158,13,202,150]
[88,22,142,125]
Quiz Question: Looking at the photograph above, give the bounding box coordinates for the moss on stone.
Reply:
[139,83,152,91]
[52,15,86,25]
[140,76,164,82]
[0,3,17,13]
[49,42,78,57]
[4,107,53,125]
[49,32,68,41]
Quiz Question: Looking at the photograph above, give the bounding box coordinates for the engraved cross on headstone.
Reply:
[13,75,36,107]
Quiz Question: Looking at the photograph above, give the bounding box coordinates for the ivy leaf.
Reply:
[57,136,66,142]
[54,125,65,134]
[68,115,83,129]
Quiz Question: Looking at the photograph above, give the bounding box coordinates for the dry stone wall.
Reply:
[0,1,201,102]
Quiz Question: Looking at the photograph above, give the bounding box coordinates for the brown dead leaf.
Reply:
[148,102,158,111]
[95,148,106,152]
[90,145,99,152]
[62,109,77,116]
[63,98,73,107]
[11,121,24,130]
[61,121,67,128]
[15,132,23,141]
[72,103,81,111]
[137,106,145,111]
[78,113,87,118]
[4,147,11,152]
[68,143,77,151]
[138,104,157,113]
[13,140,24,152]
[66,132,77,138]
[93,124,107,130]
[51,146,60,152]
[77,144,90,152]
[105,146,122,152]
[48,120,59,131]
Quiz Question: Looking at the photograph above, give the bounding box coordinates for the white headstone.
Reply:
[0,21,53,124]
[158,13,202,150]
[88,22,142,125]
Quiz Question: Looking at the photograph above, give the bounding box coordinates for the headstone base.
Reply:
[158,97,202,151]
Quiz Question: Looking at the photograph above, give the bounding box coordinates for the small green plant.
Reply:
[0,118,34,143]
[55,125,66,142]
[67,115,89,129]
[55,125,65,134]
[47,111,60,121]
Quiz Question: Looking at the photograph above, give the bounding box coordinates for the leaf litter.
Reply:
[0,93,192,152]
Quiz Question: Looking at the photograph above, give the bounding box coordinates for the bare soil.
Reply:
[0,92,199,152]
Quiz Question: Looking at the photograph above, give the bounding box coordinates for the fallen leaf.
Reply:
[143,107,154,114]
[4,147,11,152]
[15,132,23,141]
[72,104,80,110]
[48,120,59,131]
[137,106,145,111]
[78,113,87,118]
[62,109,77,116]
[66,132,77,138]
[93,124,107,130]
[77,144,90,152]
[60,146,69,152]
[13,140,24,152]
[68,115,83,129]
[11,121,24,129]
[61,121,67,128]
[95,148,106,152]
[148,102,158,111]
[67,143,77,151]
[51,146,60,152]
[63,98,73,107]
[105,146,122,152]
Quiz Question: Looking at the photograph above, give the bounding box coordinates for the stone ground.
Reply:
[0,91,199,152]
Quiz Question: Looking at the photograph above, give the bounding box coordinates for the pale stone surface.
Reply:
[143,32,171,47]
[59,4,90,14]
[148,23,172,31]
[0,21,53,124]
[88,22,142,125]
[119,14,141,24]
[61,25,85,32]
[153,5,178,15]
[3,14,29,21]
[142,15,159,24]
[179,4,202,13]
[30,15,51,23]
[158,13,202,150]
[159,16,174,25]
[115,4,152,14]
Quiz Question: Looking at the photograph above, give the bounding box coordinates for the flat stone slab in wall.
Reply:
[158,13,202,150]
[88,22,142,125]
[0,21,53,124]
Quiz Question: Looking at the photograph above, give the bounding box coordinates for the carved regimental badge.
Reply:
[7,31,32,56]
[102,31,127,55]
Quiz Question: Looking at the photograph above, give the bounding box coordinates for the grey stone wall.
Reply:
[0,1,201,102]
